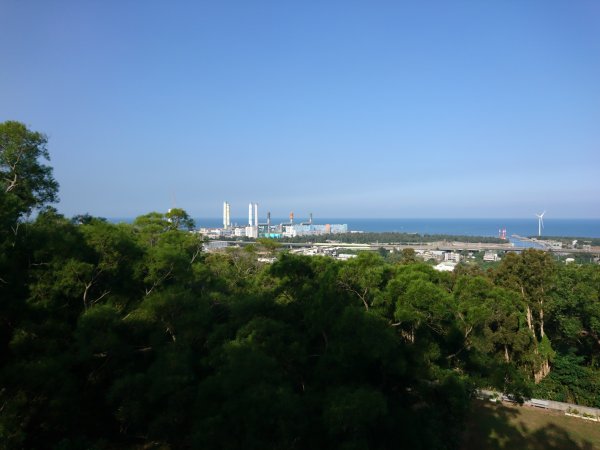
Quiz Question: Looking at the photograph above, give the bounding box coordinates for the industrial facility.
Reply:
[199,202,348,239]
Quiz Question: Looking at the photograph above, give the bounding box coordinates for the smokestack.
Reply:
[309,212,313,224]
[248,203,253,226]
[290,212,294,224]
[267,211,271,229]
[223,202,231,229]
[254,203,258,229]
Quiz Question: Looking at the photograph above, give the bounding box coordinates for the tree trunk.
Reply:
[539,300,545,338]
[526,305,534,333]
[83,282,93,310]
[534,359,550,383]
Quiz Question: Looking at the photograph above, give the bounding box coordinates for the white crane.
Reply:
[536,211,546,237]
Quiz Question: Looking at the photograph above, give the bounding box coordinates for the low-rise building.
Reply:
[483,251,500,262]
[257,257,276,264]
[434,261,457,272]
[282,223,348,237]
[198,228,225,239]
[245,226,258,238]
[204,241,229,252]
[546,240,563,249]
[445,252,461,263]
[417,250,445,262]
[282,225,297,238]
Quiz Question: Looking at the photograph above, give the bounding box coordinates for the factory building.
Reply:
[209,201,349,240]
[245,226,258,238]
[282,223,348,238]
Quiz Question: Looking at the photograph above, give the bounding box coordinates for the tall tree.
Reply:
[495,250,557,382]
[0,121,58,233]
[0,122,60,393]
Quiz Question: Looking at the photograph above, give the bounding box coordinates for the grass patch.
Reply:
[462,399,599,449]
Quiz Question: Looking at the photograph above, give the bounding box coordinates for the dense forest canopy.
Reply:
[2,122,600,449]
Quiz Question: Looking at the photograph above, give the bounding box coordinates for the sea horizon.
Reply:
[105,217,600,239]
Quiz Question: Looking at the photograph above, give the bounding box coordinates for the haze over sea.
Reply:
[110,217,600,239]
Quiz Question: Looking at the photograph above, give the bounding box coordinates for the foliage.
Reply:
[0,121,59,222]
[2,122,600,449]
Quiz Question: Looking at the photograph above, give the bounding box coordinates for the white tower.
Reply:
[254,203,258,229]
[223,202,231,229]
[248,203,253,226]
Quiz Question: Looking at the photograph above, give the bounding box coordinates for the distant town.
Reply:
[195,202,600,270]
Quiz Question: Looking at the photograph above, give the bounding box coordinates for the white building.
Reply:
[283,225,297,238]
[434,261,457,272]
[245,226,258,239]
[199,227,224,239]
[483,251,500,262]
[417,250,444,262]
[445,252,461,263]
[546,240,563,249]
[204,241,229,252]
[257,257,276,264]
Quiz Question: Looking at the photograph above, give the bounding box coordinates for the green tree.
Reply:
[165,207,195,230]
[133,210,203,296]
[337,252,390,311]
[0,121,58,231]
[0,122,60,360]
[256,237,281,256]
[549,264,600,359]
[496,250,557,382]
[450,275,494,360]
[398,248,418,264]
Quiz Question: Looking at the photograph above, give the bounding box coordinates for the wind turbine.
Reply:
[536,211,546,237]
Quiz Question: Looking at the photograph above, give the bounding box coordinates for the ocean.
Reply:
[185,217,600,239]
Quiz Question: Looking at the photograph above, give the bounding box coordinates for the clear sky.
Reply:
[2,1,599,219]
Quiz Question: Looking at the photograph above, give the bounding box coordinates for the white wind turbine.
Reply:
[536,211,546,237]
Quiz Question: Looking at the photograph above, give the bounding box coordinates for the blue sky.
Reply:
[2,1,599,218]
